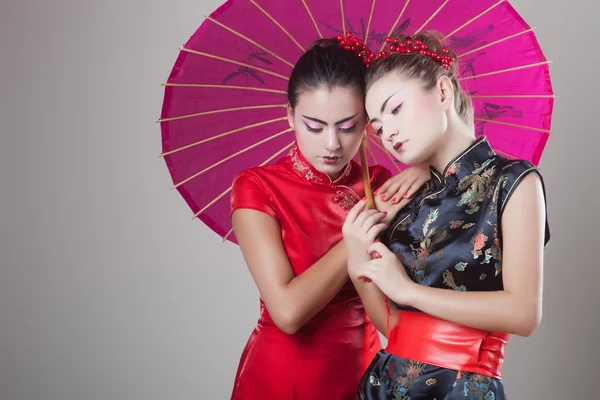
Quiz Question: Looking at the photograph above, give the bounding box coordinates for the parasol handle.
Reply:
[358,136,376,210]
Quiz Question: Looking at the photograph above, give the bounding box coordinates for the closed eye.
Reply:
[391,104,402,115]
[304,123,323,133]
[339,123,357,133]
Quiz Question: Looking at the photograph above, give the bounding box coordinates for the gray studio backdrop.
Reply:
[1,0,598,399]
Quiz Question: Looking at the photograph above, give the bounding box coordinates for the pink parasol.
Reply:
[158,0,554,243]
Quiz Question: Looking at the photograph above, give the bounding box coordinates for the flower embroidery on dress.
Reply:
[407,209,447,283]
[443,270,467,291]
[334,191,358,210]
[289,148,323,182]
[336,163,353,182]
[461,373,494,399]
[288,145,353,184]
[455,262,467,271]
[368,374,382,387]
[446,162,460,176]
[386,360,426,399]
[457,158,497,214]
[381,137,539,303]
[450,220,464,229]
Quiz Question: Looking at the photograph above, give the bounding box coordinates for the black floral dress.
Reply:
[359,137,550,400]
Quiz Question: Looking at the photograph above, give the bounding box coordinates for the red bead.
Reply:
[406,49,412,53]
[442,48,448,54]
[385,37,392,43]
[415,39,422,45]
[344,45,351,50]
[422,44,427,50]
[407,39,413,45]
[388,45,395,51]
[362,44,367,50]
[393,38,400,44]
[420,50,425,54]
[337,35,343,41]
[346,31,353,38]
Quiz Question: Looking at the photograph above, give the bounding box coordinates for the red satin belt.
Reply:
[385,311,510,379]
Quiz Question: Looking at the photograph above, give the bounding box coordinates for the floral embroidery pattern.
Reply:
[382,136,544,302]
[408,209,447,283]
[387,360,426,399]
[457,159,497,214]
[446,162,460,176]
[288,145,352,184]
[333,191,357,210]
[450,220,476,230]
[460,373,496,400]
[455,262,468,271]
[472,231,488,258]
[290,148,323,182]
[443,270,467,291]
[356,137,544,400]
[450,220,464,229]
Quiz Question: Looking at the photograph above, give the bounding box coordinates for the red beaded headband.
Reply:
[337,32,455,70]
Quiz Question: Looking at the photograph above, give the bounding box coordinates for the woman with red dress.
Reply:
[229,38,430,399]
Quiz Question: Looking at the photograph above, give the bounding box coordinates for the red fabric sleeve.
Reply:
[230,169,277,219]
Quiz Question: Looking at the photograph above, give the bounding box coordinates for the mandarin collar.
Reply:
[429,137,496,184]
[287,143,353,186]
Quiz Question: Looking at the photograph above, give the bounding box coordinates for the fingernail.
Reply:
[391,197,398,204]
[381,211,388,215]
[380,194,387,201]
[374,189,380,195]
[362,196,367,200]
[403,193,410,199]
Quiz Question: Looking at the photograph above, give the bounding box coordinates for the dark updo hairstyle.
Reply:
[287,38,367,109]
[365,31,473,125]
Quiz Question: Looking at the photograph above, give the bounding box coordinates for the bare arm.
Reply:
[342,199,400,336]
[346,165,431,335]
[232,209,349,335]
[370,173,546,336]
[348,272,396,336]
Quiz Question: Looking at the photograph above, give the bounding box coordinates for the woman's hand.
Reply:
[356,242,418,307]
[342,200,388,281]
[372,164,429,223]
[376,164,430,204]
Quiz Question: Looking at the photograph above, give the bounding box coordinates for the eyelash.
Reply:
[372,104,403,136]
[305,124,357,133]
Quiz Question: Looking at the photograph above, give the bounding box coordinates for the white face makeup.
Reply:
[366,72,449,166]
[289,85,366,179]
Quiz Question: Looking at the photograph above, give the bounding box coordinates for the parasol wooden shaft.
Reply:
[358,137,375,210]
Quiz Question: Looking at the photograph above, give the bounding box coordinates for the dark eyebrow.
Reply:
[301,113,359,126]
[369,90,401,124]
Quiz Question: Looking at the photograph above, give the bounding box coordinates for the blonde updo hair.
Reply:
[365,31,473,126]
